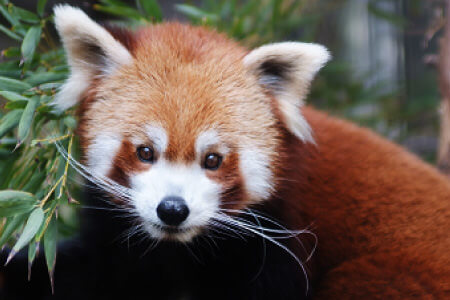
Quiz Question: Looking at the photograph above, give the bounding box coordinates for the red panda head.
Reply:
[53,5,330,242]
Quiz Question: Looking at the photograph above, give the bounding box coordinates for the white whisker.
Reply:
[212,212,311,295]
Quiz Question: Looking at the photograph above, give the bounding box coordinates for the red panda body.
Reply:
[1,5,450,299]
[281,108,450,298]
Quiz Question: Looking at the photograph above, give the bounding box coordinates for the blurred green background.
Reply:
[1,0,443,160]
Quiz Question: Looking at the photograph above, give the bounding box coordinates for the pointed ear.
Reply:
[244,42,330,142]
[52,5,133,111]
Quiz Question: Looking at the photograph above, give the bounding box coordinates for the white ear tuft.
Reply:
[244,42,330,142]
[52,5,133,111]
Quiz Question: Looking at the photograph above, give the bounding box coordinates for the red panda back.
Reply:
[280,107,450,297]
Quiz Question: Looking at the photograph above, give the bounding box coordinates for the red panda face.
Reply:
[53,5,329,242]
[79,52,280,241]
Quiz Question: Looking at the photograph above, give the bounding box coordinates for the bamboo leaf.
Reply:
[0,5,19,26]
[0,213,27,248]
[4,100,27,110]
[35,201,56,242]
[136,0,162,22]
[0,190,37,217]
[93,4,143,20]
[0,24,21,41]
[17,95,40,146]
[1,46,20,57]
[21,26,42,64]
[8,207,44,262]
[175,4,218,23]
[0,91,28,102]
[26,72,66,86]
[22,171,46,193]
[0,109,23,138]
[38,82,62,90]
[28,241,38,280]
[0,76,31,93]
[44,214,57,293]
[37,0,47,17]
[13,6,40,24]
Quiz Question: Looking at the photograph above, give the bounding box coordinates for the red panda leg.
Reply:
[313,250,449,299]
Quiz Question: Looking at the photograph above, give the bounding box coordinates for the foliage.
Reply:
[0,0,77,285]
[0,0,439,285]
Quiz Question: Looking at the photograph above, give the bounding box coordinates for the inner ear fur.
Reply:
[52,5,133,112]
[244,42,330,142]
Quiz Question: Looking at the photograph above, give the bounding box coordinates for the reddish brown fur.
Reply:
[276,107,450,298]
[76,22,450,298]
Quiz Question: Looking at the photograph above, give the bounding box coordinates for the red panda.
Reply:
[1,5,450,300]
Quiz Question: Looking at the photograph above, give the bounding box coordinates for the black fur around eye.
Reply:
[137,146,154,163]
[204,153,222,170]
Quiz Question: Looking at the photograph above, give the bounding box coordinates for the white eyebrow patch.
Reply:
[140,125,168,153]
[195,130,228,156]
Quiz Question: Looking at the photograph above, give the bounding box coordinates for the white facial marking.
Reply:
[86,133,122,177]
[195,130,229,158]
[130,160,221,242]
[146,125,168,153]
[131,125,168,153]
[239,148,273,201]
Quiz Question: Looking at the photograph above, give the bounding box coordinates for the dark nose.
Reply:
[157,196,190,226]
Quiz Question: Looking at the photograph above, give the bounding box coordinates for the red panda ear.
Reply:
[52,5,133,112]
[244,42,330,142]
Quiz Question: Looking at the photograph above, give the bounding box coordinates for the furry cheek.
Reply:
[86,133,123,178]
[239,148,274,202]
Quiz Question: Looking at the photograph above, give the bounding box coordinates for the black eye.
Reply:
[204,153,222,170]
[137,146,154,163]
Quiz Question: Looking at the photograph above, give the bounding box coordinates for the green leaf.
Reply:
[0,213,27,248]
[4,100,27,110]
[26,72,66,86]
[21,26,42,64]
[175,4,218,23]
[0,91,28,101]
[137,0,162,22]
[44,214,57,291]
[10,207,44,255]
[93,4,143,20]
[1,46,20,57]
[0,69,21,78]
[0,24,21,41]
[37,0,47,17]
[0,5,19,26]
[0,109,23,139]
[22,171,46,193]
[38,82,62,90]
[13,6,40,24]
[0,76,32,93]
[0,190,36,217]
[35,201,56,242]
[17,95,40,145]
[28,240,38,280]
